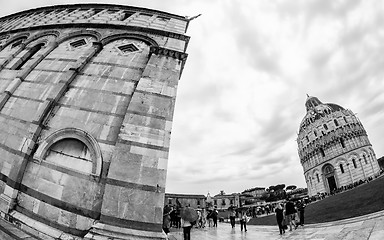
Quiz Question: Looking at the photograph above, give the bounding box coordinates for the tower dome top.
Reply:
[305,95,323,111]
[299,95,345,132]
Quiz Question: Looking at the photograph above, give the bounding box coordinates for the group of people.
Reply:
[162,205,220,240]
[275,199,306,235]
[163,199,306,238]
[229,208,250,232]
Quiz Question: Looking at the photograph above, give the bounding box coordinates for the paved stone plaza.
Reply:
[168,210,384,240]
[0,210,383,239]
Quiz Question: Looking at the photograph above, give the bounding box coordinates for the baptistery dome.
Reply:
[297,96,380,197]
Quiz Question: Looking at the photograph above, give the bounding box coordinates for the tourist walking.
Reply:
[201,209,207,228]
[207,209,213,227]
[239,210,248,232]
[212,208,218,227]
[285,199,297,231]
[297,200,306,226]
[162,206,173,235]
[181,218,192,240]
[275,203,285,235]
[229,208,236,228]
[180,205,197,240]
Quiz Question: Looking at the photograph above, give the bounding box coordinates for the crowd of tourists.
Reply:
[162,204,222,239]
[162,199,307,238]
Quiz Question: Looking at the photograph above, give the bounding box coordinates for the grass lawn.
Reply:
[248,175,384,226]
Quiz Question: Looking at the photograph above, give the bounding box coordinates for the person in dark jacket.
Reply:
[285,199,297,231]
[275,203,285,235]
[296,200,306,226]
[212,208,218,227]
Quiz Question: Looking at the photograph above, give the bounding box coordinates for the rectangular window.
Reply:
[121,11,134,21]
[70,39,87,48]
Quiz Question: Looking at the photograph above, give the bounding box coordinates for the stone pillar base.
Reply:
[84,223,167,240]
[0,188,17,214]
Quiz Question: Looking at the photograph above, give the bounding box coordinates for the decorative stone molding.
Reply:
[149,46,188,61]
[34,128,103,177]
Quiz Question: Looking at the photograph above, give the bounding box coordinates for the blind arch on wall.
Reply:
[34,128,103,177]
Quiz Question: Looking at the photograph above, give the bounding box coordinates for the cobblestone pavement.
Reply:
[168,210,384,240]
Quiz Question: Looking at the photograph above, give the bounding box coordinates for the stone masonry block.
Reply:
[37,178,64,200]
[108,151,142,183]
[124,113,166,130]
[128,92,175,119]
[0,92,10,109]
[3,185,18,199]
[57,209,77,229]
[101,185,121,217]
[140,166,166,187]
[119,189,155,222]
[4,77,22,94]
[130,146,168,159]
[76,215,93,230]
[136,77,177,98]
[0,194,15,213]
[38,202,60,223]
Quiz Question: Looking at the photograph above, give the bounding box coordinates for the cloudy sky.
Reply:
[1,0,384,196]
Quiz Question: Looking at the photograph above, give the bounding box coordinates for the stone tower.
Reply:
[0,4,190,239]
[297,96,380,197]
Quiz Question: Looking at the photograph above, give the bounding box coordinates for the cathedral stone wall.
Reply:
[0,4,190,240]
[297,96,380,197]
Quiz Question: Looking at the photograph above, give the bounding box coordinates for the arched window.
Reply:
[45,138,93,174]
[35,128,102,176]
[316,174,320,183]
[363,155,367,164]
[306,136,309,142]
[352,159,357,168]
[324,165,334,174]
[344,116,348,123]
[334,119,339,127]
[339,164,344,173]
[320,148,325,157]
[323,124,328,130]
[12,43,45,70]
[314,130,317,137]
[340,138,345,148]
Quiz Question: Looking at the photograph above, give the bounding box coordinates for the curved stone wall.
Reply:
[0,4,189,240]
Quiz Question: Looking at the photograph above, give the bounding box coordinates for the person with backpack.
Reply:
[275,203,285,235]
[239,210,248,232]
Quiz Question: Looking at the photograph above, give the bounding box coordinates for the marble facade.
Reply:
[297,96,380,197]
[0,4,190,239]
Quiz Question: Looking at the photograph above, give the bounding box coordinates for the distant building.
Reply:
[297,96,381,197]
[165,193,206,209]
[242,187,266,198]
[212,191,240,209]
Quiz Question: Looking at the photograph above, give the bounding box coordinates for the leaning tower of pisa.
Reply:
[0,4,190,239]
